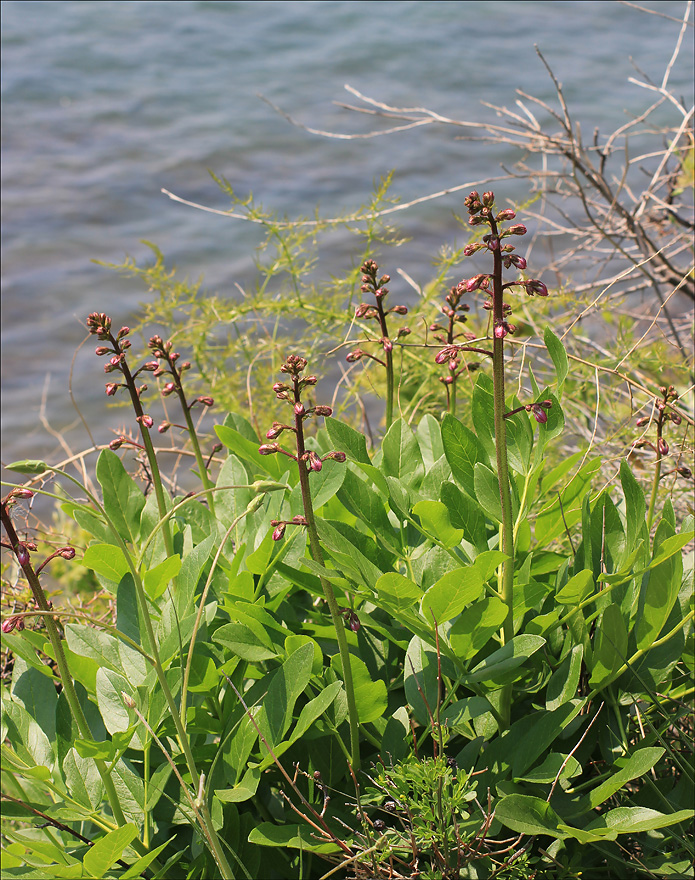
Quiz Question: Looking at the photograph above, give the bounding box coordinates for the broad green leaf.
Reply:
[73,506,118,546]
[65,624,121,674]
[573,747,664,814]
[555,569,593,604]
[382,418,423,486]
[449,596,507,661]
[544,326,568,393]
[495,794,567,838]
[413,499,463,549]
[515,752,581,784]
[11,666,56,744]
[404,637,439,726]
[421,566,484,625]
[589,604,628,689]
[215,766,261,803]
[248,823,340,853]
[325,416,372,465]
[215,422,283,479]
[257,642,313,747]
[508,701,584,777]
[337,468,396,550]
[620,460,646,557]
[110,758,145,823]
[471,373,496,462]
[213,622,278,662]
[585,806,693,835]
[440,697,491,732]
[63,747,105,811]
[187,653,219,693]
[95,669,143,750]
[215,454,253,544]
[96,449,146,545]
[537,390,564,443]
[416,413,444,469]
[465,634,546,684]
[376,572,423,611]
[331,653,387,724]
[143,554,181,601]
[285,635,323,675]
[440,481,487,553]
[81,543,130,584]
[441,414,485,492]
[3,699,54,768]
[290,454,345,510]
[292,681,343,739]
[635,521,683,651]
[473,462,502,523]
[119,841,171,880]
[540,450,584,494]
[177,533,216,619]
[546,645,583,711]
[535,457,602,545]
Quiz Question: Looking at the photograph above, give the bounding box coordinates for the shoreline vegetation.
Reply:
[2,8,693,879]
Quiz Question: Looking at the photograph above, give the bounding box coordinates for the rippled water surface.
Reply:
[2,0,692,464]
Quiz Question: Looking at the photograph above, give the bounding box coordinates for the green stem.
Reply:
[646,418,665,532]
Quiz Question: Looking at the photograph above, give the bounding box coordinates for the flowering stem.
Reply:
[175,389,217,519]
[489,220,515,731]
[293,395,361,770]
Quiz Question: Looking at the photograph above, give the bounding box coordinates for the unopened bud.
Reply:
[346,349,365,363]
[323,451,346,463]
[294,402,306,417]
[526,279,548,297]
[677,466,692,479]
[95,346,110,356]
[482,191,494,206]
[657,438,669,456]
[59,547,76,560]
[10,488,35,500]
[197,396,214,407]
[2,616,24,634]
[314,405,333,417]
[158,422,171,434]
[669,412,682,425]
[636,417,650,427]
[266,424,284,440]
[494,324,508,339]
[137,415,154,429]
[531,404,548,424]
[397,327,411,338]
[259,443,279,455]
[121,692,137,710]
[109,437,125,450]
[391,305,408,315]
[272,523,286,541]
[105,383,119,396]
[382,338,393,353]
[291,515,308,525]
[16,544,30,567]
[506,224,527,236]
[309,452,323,472]
[496,209,516,221]
[162,382,176,396]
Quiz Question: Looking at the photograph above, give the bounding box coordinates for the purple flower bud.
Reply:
[291,515,308,525]
[2,616,24,634]
[16,544,30,567]
[439,375,454,385]
[180,361,191,371]
[510,255,527,269]
[117,326,130,339]
[378,274,391,285]
[95,346,110,356]
[487,237,500,251]
[138,415,154,429]
[494,324,508,339]
[309,452,323,472]
[105,383,119,396]
[323,451,346,463]
[531,404,548,424]
[657,438,669,456]
[355,303,371,319]
[162,382,176,396]
[294,402,306,417]
[109,437,125,450]
[526,279,548,297]
[259,443,279,455]
[314,405,333,417]
[636,416,650,427]
[482,191,495,206]
[149,335,164,348]
[303,375,318,386]
[198,396,214,407]
[382,338,393,353]
[468,215,486,226]
[59,547,76,560]
[496,209,516,221]
[669,412,682,425]
[272,523,286,541]
[435,347,455,365]
[506,224,527,236]
[397,327,411,338]
[158,422,171,433]
[346,349,365,363]
[466,274,487,292]
[391,305,408,315]
[273,382,290,393]
[677,466,692,478]
[462,243,483,257]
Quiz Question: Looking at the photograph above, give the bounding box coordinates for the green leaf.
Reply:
[413,500,463,549]
[382,418,424,486]
[63,747,105,811]
[555,569,593,604]
[449,596,508,661]
[177,533,216,619]
[376,572,423,611]
[471,373,496,462]
[515,752,581,784]
[96,449,146,545]
[440,697,492,732]
[119,841,171,879]
[65,624,121,674]
[495,794,567,838]
[465,634,546,684]
[473,463,503,523]
[420,565,484,625]
[81,543,131,584]
[83,823,139,877]
[337,468,396,551]
[12,665,57,744]
[441,414,485,492]
[187,653,220,693]
[620,460,646,557]
[213,622,278,662]
[585,806,693,836]
[404,637,439,726]
[325,416,371,465]
[544,326,569,394]
[416,413,444,469]
[248,823,340,853]
[331,653,387,724]
[215,766,261,803]
[257,642,313,747]
[575,748,665,814]
[440,482,487,553]
[546,645,583,711]
[589,604,628,689]
[291,454,345,510]
[535,457,602,545]
[142,554,182,601]
[635,521,683,651]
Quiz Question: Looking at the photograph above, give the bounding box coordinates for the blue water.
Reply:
[2,0,692,464]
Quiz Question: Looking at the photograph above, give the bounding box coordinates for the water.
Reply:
[2,0,692,468]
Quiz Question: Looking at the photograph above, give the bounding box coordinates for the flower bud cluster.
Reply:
[269,515,308,541]
[431,283,480,387]
[632,386,687,473]
[348,260,408,365]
